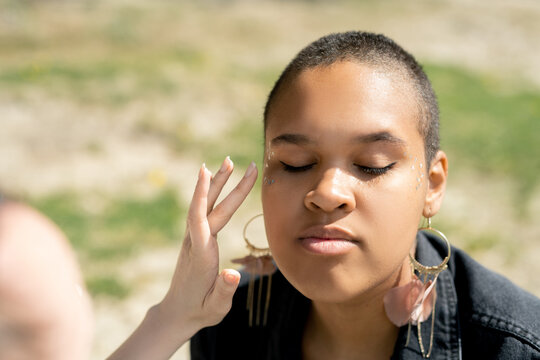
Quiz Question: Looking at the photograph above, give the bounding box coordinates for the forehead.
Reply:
[266,61,421,145]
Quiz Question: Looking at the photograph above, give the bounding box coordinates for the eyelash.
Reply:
[280,161,396,175]
[280,161,315,173]
[356,162,396,175]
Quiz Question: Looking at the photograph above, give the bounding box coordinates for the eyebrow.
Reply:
[270,131,406,146]
[353,132,406,146]
[270,133,313,146]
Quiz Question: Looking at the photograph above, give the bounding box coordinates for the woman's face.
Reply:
[262,61,432,304]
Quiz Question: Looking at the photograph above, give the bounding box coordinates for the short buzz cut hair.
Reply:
[263,31,440,165]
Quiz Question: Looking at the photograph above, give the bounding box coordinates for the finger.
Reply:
[186,164,212,245]
[203,269,240,325]
[208,162,258,234]
[207,156,234,214]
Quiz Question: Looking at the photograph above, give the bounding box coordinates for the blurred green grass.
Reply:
[29,189,185,299]
[2,0,538,300]
[1,59,536,206]
[426,64,540,214]
[14,61,539,298]
[23,63,538,298]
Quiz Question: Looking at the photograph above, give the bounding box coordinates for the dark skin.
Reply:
[262,61,448,359]
[109,60,448,360]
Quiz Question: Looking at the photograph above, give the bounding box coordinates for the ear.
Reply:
[423,150,448,218]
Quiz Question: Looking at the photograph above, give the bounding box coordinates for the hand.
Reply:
[159,157,258,331]
[107,158,258,360]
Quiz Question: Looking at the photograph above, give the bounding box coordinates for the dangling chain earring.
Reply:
[383,217,451,358]
[231,214,276,327]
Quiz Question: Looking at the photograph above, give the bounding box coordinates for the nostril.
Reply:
[304,183,356,213]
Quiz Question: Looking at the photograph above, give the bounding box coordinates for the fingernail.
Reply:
[244,162,256,178]
[201,163,212,178]
[219,156,231,173]
[223,271,238,285]
[199,163,205,178]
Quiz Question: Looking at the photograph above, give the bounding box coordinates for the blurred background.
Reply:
[0,0,538,358]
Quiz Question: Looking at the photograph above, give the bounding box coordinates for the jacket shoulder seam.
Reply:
[470,311,540,352]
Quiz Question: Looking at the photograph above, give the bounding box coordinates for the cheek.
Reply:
[260,166,426,302]
[385,166,426,206]
[261,172,305,249]
[261,173,302,217]
[354,161,422,219]
[362,169,425,255]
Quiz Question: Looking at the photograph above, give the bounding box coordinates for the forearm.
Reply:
[107,303,196,360]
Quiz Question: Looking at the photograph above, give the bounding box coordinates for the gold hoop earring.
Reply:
[232,214,276,327]
[406,217,451,358]
[409,217,451,276]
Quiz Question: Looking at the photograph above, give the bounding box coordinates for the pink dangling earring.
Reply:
[383,217,451,358]
[232,214,276,327]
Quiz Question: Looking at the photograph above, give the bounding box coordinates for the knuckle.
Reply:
[217,282,232,297]
[235,179,253,194]
[228,187,243,200]
[234,180,248,191]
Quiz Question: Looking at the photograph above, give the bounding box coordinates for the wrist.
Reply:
[107,302,196,360]
[148,301,200,342]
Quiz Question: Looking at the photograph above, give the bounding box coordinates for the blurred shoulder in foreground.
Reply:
[0,200,93,360]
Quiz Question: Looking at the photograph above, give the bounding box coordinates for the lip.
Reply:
[298,226,359,255]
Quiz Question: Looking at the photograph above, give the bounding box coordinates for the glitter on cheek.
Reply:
[265,142,274,161]
[409,156,426,191]
[411,156,418,170]
[263,144,276,185]
[263,176,275,185]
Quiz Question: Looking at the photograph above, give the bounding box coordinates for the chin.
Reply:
[278,259,377,304]
[300,285,365,304]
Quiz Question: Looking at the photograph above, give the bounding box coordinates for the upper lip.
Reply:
[298,225,357,242]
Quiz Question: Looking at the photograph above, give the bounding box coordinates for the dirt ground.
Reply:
[0,0,539,359]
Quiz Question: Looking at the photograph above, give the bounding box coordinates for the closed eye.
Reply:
[280,161,315,173]
[355,162,396,175]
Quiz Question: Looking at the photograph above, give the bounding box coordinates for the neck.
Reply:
[302,263,411,360]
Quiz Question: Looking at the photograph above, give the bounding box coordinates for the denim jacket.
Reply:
[191,232,540,359]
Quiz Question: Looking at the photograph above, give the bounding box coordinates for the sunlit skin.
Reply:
[109,61,447,360]
[262,61,448,359]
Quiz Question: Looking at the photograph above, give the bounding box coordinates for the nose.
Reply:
[304,168,356,213]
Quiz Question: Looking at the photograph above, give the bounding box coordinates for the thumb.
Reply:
[214,269,241,301]
[203,269,241,325]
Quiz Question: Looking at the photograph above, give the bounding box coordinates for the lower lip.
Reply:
[299,237,358,255]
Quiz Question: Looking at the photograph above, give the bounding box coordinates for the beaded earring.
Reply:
[384,218,451,358]
[232,214,276,327]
